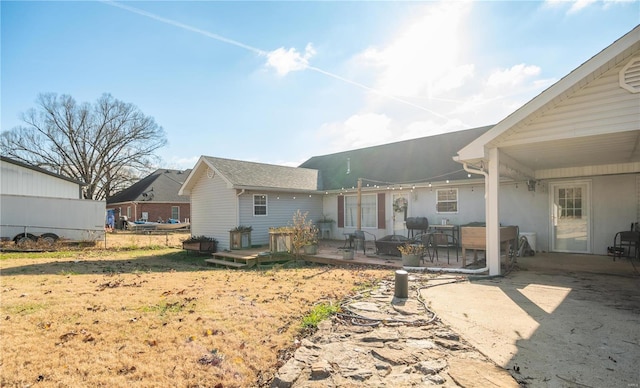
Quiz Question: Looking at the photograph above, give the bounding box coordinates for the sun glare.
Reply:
[518,284,572,314]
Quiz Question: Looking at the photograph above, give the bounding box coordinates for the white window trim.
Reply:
[436,188,459,214]
[171,206,180,220]
[253,194,268,216]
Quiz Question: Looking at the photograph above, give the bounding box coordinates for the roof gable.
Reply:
[457,25,640,163]
[299,126,492,190]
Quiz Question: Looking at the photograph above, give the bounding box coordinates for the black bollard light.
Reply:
[394,270,408,298]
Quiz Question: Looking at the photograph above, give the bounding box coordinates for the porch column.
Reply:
[486,147,501,276]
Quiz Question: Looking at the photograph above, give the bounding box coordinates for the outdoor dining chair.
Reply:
[353,230,377,255]
[428,232,459,264]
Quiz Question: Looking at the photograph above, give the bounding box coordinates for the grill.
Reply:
[406,217,429,231]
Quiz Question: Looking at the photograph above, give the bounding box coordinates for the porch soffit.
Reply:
[501,130,640,171]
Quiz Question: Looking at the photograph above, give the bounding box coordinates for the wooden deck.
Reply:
[202,239,466,270]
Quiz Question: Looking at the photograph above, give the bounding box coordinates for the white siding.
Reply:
[501,61,640,146]
[1,160,80,199]
[590,174,638,254]
[190,171,237,249]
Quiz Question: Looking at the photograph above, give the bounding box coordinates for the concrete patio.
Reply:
[422,253,640,387]
[308,240,640,386]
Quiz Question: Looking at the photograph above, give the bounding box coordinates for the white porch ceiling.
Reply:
[501,130,640,173]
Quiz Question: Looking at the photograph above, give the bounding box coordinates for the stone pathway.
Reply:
[272,274,520,387]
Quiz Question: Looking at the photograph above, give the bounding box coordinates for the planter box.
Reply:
[269,229,294,253]
[230,231,251,250]
[183,241,217,254]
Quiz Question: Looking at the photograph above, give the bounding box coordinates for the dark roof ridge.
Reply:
[302,125,495,162]
[203,155,317,172]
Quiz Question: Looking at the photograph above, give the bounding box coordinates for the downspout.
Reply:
[236,189,245,227]
[419,162,490,275]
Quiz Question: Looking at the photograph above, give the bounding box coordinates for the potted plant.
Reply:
[182,235,218,254]
[398,243,424,266]
[229,225,252,250]
[302,227,319,255]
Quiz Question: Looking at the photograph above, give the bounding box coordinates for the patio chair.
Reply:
[612,227,640,261]
[428,232,459,264]
[353,230,377,255]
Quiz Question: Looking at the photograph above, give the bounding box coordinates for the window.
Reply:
[436,189,458,213]
[558,188,582,218]
[254,194,267,216]
[126,206,131,218]
[344,194,377,228]
[171,206,180,220]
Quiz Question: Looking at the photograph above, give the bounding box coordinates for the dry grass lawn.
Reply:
[0,232,390,387]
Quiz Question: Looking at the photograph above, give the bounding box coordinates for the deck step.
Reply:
[204,258,251,268]
[214,251,259,260]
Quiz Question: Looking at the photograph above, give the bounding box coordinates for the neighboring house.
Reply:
[178,156,322,250]
[181,25,640,271]
[107,169,192,226]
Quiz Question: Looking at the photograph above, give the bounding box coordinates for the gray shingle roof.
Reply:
[203,156,320,191]
[107,168,192,204]
[299,126,493,191]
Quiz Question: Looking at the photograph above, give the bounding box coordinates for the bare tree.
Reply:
[1,93,167,200]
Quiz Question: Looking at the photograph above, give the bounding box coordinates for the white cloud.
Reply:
[355,2,473,99]
[431,64,475,95]
[266,43,316,76]
[165,155,199,170]
[543,0,616,13]
[320,113,394,151]
[486,64,542,88]
[314,1,556,154]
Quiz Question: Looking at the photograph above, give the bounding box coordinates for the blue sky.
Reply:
[2,1,639,170]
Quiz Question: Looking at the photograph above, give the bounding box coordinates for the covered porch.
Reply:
[455,25,640,275]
